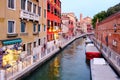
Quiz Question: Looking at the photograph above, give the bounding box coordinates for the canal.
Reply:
[21,38,91,80]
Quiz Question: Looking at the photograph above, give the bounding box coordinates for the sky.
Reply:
[61,0,120,19]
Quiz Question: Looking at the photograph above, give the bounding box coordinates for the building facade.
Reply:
[61,13,77,37]
[47,0,61,42]
[61,14,69,38]
[0,0,47,68]
[96,11,120,54]
[79,14,92,33]
[95,11,120,75]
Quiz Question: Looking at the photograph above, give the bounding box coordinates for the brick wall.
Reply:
[96,12,120,54]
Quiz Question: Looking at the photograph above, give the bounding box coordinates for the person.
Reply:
[54,40,56,45]
[14,43,19,50]
[44,43,46,49]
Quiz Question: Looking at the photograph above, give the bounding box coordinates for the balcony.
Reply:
[20,10,39,21]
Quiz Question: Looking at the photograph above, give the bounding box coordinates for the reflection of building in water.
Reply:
[48,57,60,80]
[53,57,60,77]
[54,57,60,68]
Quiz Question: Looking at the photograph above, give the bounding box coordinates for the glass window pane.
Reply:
[38,6,41,16]
[27,1,32,12]
[21,0,26,10]
[11,0,14,8]
[44,25,46,31]
[8,0,14,9]
[44,9,46,18]
[8,0,11,8]
[21,22,26,32]
[38,24,40,32]
[33,24,36,32]
[33,4,36,13]
[8,21,14,33]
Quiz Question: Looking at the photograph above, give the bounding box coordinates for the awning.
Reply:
[2,38,22,45]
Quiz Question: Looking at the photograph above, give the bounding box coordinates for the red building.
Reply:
[47,0,61,42]
[95,11,120,75]
[68,20,74,36]
[96,11,120,54]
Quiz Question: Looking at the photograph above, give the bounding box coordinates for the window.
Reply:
[21,0,26,10]
[54,8,57,15]
[54,0,56,3]
[27,1,32,12]
[38,6,41,16]
[8,21,15,33]
[8,0,15,9]
[38,39,41,45]
[51,21,53,26]
[47,20,50,28]
[34,42,36,47]
[44,9,46,18]
[47,3,50,12]
[38,24,40,32]
[21,21,26,33]
[22,44,26,51]
[33,4,36,13]
[55,22,57,26]
[27,43,32,55]
[44,25,46,31]
[33,24,36,32]
[51,6,53,13]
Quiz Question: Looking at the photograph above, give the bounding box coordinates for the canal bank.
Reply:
[4,34,86,80]
[21,37,91,80]
[91,36,120,77]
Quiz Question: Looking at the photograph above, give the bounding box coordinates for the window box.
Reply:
[20,33,28,36]
[7,33,18,38]
[33,32,38,35]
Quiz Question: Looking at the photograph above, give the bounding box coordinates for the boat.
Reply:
[85,37,93,44]
[91,58,119,80]
[86,43,101,60]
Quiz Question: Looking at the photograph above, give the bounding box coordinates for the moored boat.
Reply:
[90,58,119,80]
[85,37,93,44]
[86,43,101,60]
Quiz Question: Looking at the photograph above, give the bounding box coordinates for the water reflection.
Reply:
[21,38,90,80]
[48,57,61,80]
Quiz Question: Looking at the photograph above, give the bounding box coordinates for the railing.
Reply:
[20,10,39,21]
[0,34,82,80]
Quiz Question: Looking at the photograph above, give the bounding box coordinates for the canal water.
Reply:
[21,38,91,80]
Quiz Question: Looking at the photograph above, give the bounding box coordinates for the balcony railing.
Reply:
[20,10,39,21]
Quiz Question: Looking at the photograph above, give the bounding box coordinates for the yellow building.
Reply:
[0,0,47,66]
